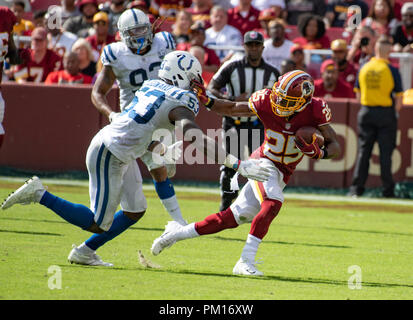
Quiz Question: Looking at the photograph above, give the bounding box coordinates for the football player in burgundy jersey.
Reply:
[0,6,21,149]
[151,70,341,276]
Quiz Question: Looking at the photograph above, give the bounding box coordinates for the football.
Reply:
[295,126,324,147]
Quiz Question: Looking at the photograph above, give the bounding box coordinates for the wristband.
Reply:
[223,154,241,170]
[204,97,215,109]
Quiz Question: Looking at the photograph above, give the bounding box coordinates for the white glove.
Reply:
[237,159,272,182]
[151,141,183,166]
[109,112,121,123]
[163,141,183,164]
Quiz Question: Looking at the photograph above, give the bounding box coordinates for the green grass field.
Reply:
[0,177,412,300]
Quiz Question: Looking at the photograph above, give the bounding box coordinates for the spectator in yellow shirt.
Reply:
[11,0,35,36]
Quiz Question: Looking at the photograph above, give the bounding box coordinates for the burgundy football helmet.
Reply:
[270,70,314,117]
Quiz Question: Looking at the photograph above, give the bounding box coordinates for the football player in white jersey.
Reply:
[1,51,272,267]
[86,9,188,263]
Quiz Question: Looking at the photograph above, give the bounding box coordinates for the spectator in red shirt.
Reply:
[186,0,212,29]
[227,0,261,36]
[293,13,330,49]
[45,51,92,85]
[86,11,116,62]
[314,59,355,99]
[330,39,357,87]
[177,22,220,73]
[13,27,63,83]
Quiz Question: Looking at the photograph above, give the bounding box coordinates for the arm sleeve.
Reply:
[315,99,332,125]
[390,65,403,95]
[101,43,117,67]
[354,69,360,92]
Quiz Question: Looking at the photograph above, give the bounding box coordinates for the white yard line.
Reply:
[1,176,413,207]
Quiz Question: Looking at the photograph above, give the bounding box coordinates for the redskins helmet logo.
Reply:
[301,80,314,97]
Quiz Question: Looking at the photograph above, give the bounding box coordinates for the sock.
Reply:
[241,234,262,262]
[161,195,187,225]
[249,199,282,239]
[84,210,137,251]
[40,191,95,230]
[173,222,199,241]
[154,178,186,225]
[195,207,238,235]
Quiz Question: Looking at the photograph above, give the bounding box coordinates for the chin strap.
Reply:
[135,38,145,54]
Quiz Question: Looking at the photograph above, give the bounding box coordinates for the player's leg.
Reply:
[140,151,187,225]
[233,161,284,276]
[349,108,377,196]
[1,175,101,232]
[377,113,397,197]
[219,119,240,211]
[151,180,258,256]
[78,161,148,258]
[219,166,238,211]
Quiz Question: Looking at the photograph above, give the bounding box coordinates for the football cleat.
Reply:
[68,244,114,267]
[232,258,264,276]
[151,220,182,256]
[1,176,46,210]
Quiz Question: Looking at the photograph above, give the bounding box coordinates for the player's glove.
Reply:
[224,155,272,182]
[294,134,324,160]
[151,141,183,165]
[191,79,215,109]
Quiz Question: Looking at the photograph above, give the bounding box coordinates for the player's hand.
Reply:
[237,159,272,182]
[109,112,120,123]
[151,141,183,165]
[294,134,324,159]
[191,79,209,105]
[162,141,183,164]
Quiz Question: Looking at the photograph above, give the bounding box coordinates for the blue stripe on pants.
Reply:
[96,149,111,226]
[94,144,105,214]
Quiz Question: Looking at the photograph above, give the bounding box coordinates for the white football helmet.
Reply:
[158,51,203,90]
[117,9,153,53]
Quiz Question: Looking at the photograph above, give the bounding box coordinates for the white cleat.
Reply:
[233,258,264,276]
[68,245,114,267]
[151,221,182,256]
[1,176,46,210]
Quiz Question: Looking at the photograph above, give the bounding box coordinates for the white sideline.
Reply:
[1,176,413,207]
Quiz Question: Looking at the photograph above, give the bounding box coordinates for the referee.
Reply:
[349,35,404,198]
[207,30,280,210]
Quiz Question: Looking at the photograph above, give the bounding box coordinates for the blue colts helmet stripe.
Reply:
[131,8,138,23]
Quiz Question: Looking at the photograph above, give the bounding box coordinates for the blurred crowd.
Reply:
[1,0,413,102]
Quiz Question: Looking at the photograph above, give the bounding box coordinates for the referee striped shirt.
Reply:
[211,56,280,122]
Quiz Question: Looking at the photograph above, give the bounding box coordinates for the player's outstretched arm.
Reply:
[318,124,341,160]
[192,80,254,117]
[168,107,272,182]
[91,65,117,121]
